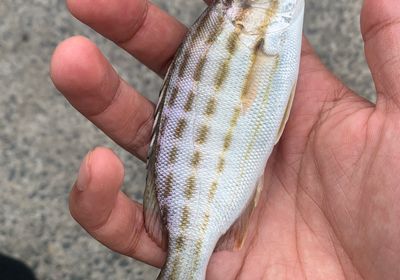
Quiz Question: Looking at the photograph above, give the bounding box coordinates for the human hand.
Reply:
[50,0,400,278]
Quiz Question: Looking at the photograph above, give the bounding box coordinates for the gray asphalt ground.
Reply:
[0,0,374,279]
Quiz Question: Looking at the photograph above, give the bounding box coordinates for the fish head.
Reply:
[223,0,304,36]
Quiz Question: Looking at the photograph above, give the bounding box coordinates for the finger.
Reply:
[69,147,165,267]
[66,0,189,76]
[50,36,154,160]
[361,0,400,111]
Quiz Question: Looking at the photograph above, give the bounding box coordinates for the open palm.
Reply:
[51,0,400,279]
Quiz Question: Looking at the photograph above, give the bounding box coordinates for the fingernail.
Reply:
[76,150,92,191]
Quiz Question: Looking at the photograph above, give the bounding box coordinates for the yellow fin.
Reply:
[214,175,264,252]
[275,82,297,144]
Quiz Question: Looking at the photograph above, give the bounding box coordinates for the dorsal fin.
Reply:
[143,63,175,251]
[214,175,264,251]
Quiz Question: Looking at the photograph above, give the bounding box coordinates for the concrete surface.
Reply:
[0,0,374,279]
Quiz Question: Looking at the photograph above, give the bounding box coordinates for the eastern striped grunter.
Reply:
[144,0,304,278]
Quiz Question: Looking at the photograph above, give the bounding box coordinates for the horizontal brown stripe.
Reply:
[169,146,178,164]
[196,125,209,144]
[178,51,191,78]
[208,181,218,201]
[217,157,225,173]
[223,131,233,150]
[175,118,187,139]
[184,90,195,112]
[194,56,207,82]
[185,175,196,199]
[191,151,202,167]
[164,173,174,197]
[214,60,230,91]
[205,97,217,116]
[180,206,190,230]
[175,235,185,252]
[168,86,179,107]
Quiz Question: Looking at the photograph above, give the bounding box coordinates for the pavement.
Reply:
[0,0,374,279]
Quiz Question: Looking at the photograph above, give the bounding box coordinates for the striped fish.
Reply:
[144,0,304,279]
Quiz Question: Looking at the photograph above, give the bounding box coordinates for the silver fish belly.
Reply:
[144,0,304,279]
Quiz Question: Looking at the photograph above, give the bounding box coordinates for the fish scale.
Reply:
[144,0,304,279]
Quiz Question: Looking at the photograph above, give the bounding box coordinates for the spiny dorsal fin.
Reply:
[214,175,264,251]
[143,63,175,251]
[275,82,297,144]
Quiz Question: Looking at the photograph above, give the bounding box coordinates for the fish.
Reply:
[144,0,304,279]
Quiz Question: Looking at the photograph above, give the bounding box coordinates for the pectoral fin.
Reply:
[275,82,297,144]
[241,40,278,112]
[214,175,264,251]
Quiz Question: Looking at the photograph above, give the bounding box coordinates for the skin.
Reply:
[50,0,400,279]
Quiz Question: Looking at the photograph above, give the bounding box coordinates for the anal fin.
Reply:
[214,175,264,252]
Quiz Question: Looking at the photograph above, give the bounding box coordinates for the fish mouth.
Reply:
[232,0,303,14]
